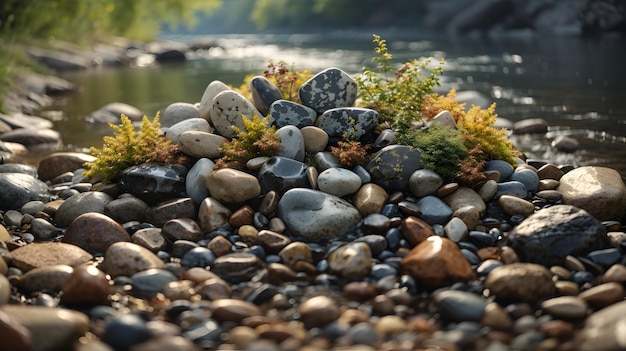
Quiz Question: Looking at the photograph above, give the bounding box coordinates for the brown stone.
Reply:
[484,263,556,303]
[237,225,259,246]
[101,242,164,277]
[18,265,73,293]
[258,191,279,216]
[145,198,197,228]
[207,235,232,257]
[436,183,459,198]
[352,183,388,216]
[60,264,111,306]
[603,264,626,283]
[161,218,203,242]
[211,299,261,322]
[0,309,31,351]
[278,242,312,269]
[257,230,292,254]
[229,205,254,228]
[537,164,565,180]
[343,281,376,301]
[206,168,261,204]
[198,197,231,233]
[298,295,340,328]
[540,320,574,340]
[10,242,92,272]
[37,152,95,182]
[195,278,232,300]
[328,242,372,279]
[267,263,298,284]
[579,282,625,309]
[62,212,131,254]
[132,227,167,252]
[401,216,435,247]
[400,236,476,288]
[183,267,222,284]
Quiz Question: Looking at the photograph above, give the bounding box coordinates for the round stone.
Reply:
[416,196,453,225]
[62,212,131,255]
[210,90,262,139]
[443,187,486,216]
[161,102,199,128]
[484,263,556,302]
[298,295,340,328]
[60,264,111,306]
[185,158,215,205]
[179,131,227,159]
[162,218,203,243]
[101,242,164,277]
[28,217,57,240]
[498,195,535,217]
[352,183,388,216]
[104,195,149,224]
[165,118,211,144]
[509,167,540,193]
[276,125,305,162]
[54,191,113,228]
[409,169,444,198]
[434,289,487,322]
[18,265,73,293]
[328,242,372,279]
[145,197,197,228]
[211,299,261,323]
[444,217,468,242]
[10,242,92,272]
[541,296,588,319]
[278,242,312,268]
[198,80,231,120]
[37,152,95,182]
[131,268,178,294]
[300,126,329,153]
[317,167,362,197]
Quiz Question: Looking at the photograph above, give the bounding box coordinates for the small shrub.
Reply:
[421,89,466,122]
[330,138,370,168]
[398,123,468,181]
[215,114,281,169]
[83,113,184,182]
[236,60,312,102]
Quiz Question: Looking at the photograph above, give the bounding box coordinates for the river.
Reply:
[53,30,626,178]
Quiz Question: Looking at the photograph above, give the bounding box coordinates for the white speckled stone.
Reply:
[276,125,305,162]
[198,80,231,121]
[210,90,262,138]
[178,131,227,159]
[270,100,318,128]
[316,107,378,140]
[298,67,357,114]
[317,167,362,197]
[165,118,211,144]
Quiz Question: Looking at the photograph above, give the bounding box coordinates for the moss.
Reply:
[215,114,281,169]
[83,113,185,182]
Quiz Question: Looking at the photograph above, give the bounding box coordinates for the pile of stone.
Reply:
[0,66,625,351]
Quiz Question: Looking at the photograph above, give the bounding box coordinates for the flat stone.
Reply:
[179,131,227,159]
[434,290,487,322]
[316,107,378,140]
[557,166,626,221]
[417,195,453,225]
[578,282,625,309]
[400,236,475,288]
[162,218,203,243]
[10,242,92,272]
[299,67,357,114]
[483,159,515,179]
[101,242,164,277]
[484,263,556,302]
[161,102,199,128]
[495,181,528,199]
[513,118,548,134]
[210,252,263,283]
[211,90,262,139]
[541,296,588,319]
[443,186,486,216]
[145,197,197,228]
[328,242,372,279]
[0,128,61,148]
[62,212,131,254]
[37,152,95,182]
[206,168,261,204]
[18,265,73,293]
[552,135,580,153]
[507,205,610,266]
[317,167,362,197]
[132,228,167,252]
[212,299,261,323]
[498,195,535,217]
[131,268,178,294]
[270,100,317,129]
[276,188,361,241]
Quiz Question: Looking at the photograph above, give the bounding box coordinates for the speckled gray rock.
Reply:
[409,169,444,197]
[249,75,283,116]
[54,191,113,228]
[270,100,317,128]
[417,196,453,225]
[0,173,52,211]
[298,67,357,113]
[276,125,305,162]
[366,145,422,191]
[104,195,149,224]
[102,242,164,277]
[316,107,378,140]
[277,188,361,241]
[317,167,362,197]
[161,102,200,128]
[210,90,262,138]
[178,131,227,159]
[198,80,231,121]
[507,205,610,266]
[185,158,215,204]
[165,118,211,144]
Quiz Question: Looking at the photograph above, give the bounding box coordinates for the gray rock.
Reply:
[513,118,548,134]
[104,195,149,224]
[276,125,305,162]
[417,196,453,225]
[551,135,580,153]
[178,131,227,159]
[131,268,178,293]
[0,112,53,130]
[409,168,444,197]
[186,158,215,205]
[165,118,211,144]
[495,181,528,199]
[577,300,626,351]
[161,102,199,128]
[507,205,610,266]
[276,188,361,241]
[211,90,262,139]
[270,100,317,128]
[508,167,539,193]
[0,173,51,211]
[249,75,283,116]
[366,145,422,191]
[198,80,231,121]
[316,107,379,140]
[317,167,362,197]
[483,159,514,180]
[85,102,143,123]
[258,156,310,195]
[28,218,58,240]
[54,191,113,228]
[0,128,61,148]
[0,164,38,177]
[434,290,487,322]
[313,151,341,172]
[299,67,357,114]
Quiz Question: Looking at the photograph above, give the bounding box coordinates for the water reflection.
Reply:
[54,31,626,177]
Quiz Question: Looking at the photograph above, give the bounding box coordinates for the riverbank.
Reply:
[0,38,626,351]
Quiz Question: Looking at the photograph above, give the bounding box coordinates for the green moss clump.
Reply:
[356,34,444,132]
[398,123,468,181]
[215,114,282,169]
[83,113,184,182]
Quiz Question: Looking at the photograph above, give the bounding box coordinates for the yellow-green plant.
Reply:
[356,34,444,132]
[83,113,184,181]
[421,89,466,122]
[215,114,282,169]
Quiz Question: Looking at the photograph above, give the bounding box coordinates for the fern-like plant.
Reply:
[356,34,444,132]
[331,138,370,168]
[83,113,184,182]
[215,114,282,169]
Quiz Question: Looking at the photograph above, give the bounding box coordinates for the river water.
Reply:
[54,30,626,178]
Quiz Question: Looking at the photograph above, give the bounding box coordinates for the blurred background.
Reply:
[1,0,625,175]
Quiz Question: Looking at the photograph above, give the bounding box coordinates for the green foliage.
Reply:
[356,34,444,132]
[398,123,468,181]
[83,113,184,181]
[216,114,281,170]
[421,89,466,122]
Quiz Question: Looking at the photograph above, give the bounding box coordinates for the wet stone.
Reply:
[101,242,164,278]
[316,107,378,140]
[257,230,291,254]
[104,195,149,224]
[118,162,188,205]
[317,167,362,197]
[495,181,528,199]
[211,90,262,139]
[62,212,131,254]
[483,159,514,180]
[299,67,357,114]
[402,216,435,247]
[270,100,317,129]
[537,163,564,180]
[211,252,264,283]
[103,313,151,351]
[0,173,52,212]
[541,296,588,319]
[145,197,197,228]
[366,145,422,191]
[60,264,111,306]
[409,168,444,198]
[484,263,556,302]
[352,183,388,216]
[185,158,214,205]
[276,188,361,241]
[328,242,372,279]
[162,218,203,243]
[207,235,233,257]
[417,196,453,225]
[212,299,261,323]
[435,290,487,322]
[198,197,232,233]
[18,264,73,293]
[54,191,113,228]
[206,168,261,204]
[131,268,178,294]
[507,205,610,266]
[278,242,312,268]
[509,167,539,193]
[258,156,310,195]
[249,75,283,116]
[180,247,216,268]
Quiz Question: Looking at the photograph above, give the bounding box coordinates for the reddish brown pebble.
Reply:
[211,299,261,322]
[206,235,232,257]
[579,282,625,309]
[400,236,476,288]
[537,163,564,180]
[298,295,340,328]
[258,191,279,216]
[229,205,254,228]
[541,320,574,340]
[0,310,31,351]
[267,263,298,284]
[61,264,111,306]
[401,216,434,247]
[62,212,131,255]
[436,183,459,197]
[343,281,376,301]
[257,230,292,254]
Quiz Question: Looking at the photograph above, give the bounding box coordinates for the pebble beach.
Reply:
[0,58,625,351]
